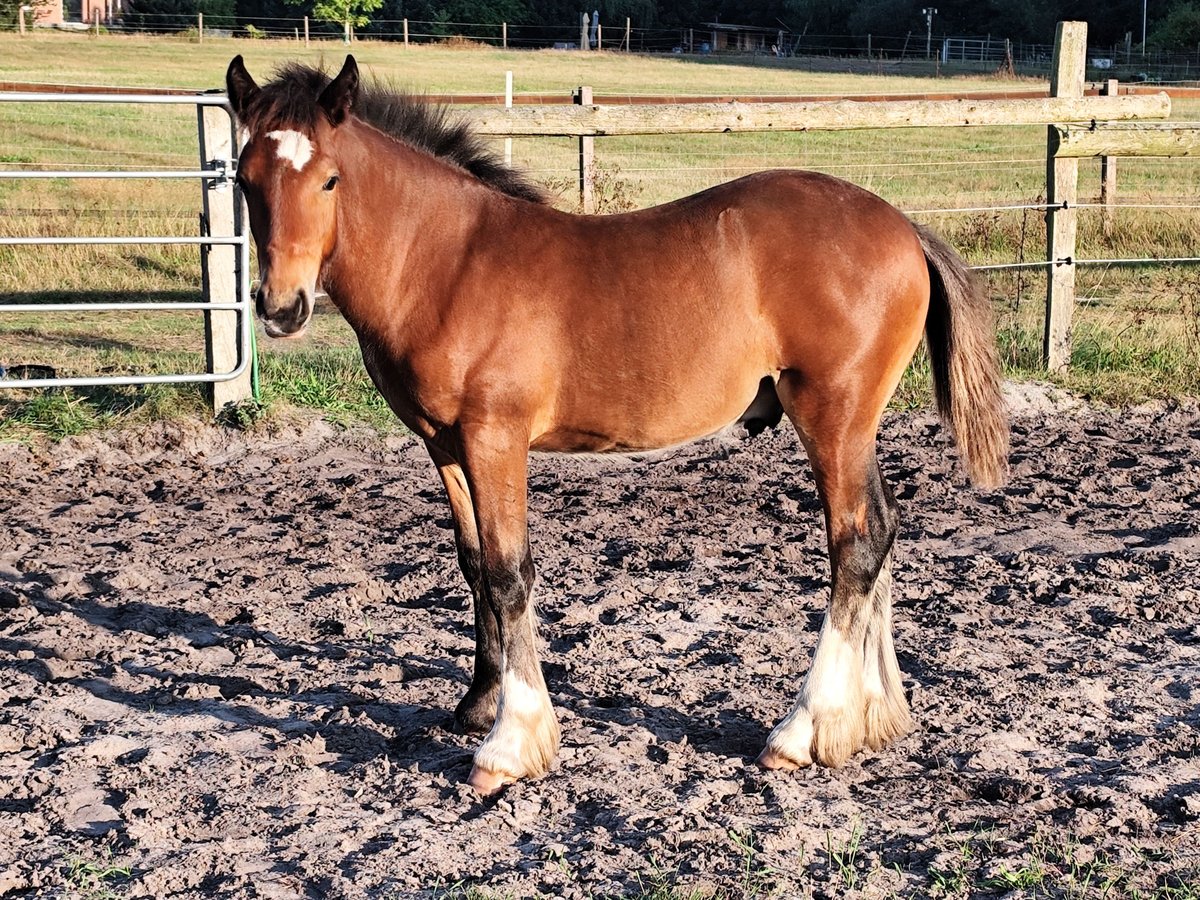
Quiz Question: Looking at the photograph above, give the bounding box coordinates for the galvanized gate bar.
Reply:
[1,303,244,312]
[0,236,243,245]
[0,91,253,394]
[2,170,224,180]
[0,92,232,105]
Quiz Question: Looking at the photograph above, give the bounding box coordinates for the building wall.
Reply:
[81,0,122,22]
[34,0,65,25]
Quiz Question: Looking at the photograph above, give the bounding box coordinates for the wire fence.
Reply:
[8,14,1200,82]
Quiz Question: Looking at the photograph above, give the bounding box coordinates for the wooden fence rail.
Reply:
[461,93,1168,137]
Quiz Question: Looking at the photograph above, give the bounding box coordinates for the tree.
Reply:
[286,0,382,41]
[3,0,46,27]
[1149,1,1200,50]
[124,0,235,31]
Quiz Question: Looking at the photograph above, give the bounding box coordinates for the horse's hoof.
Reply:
[756,747,805,771]
[466,764,516,796]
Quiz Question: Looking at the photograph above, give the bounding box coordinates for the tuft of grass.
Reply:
[2,390,98,440]
[0,382,207,444]
[258,348,397,430]
[215,396,267,430]
[824,819,865,893]
[425,883,517,900]
[728,828,779,899]
[631,857,718,900]
[62,852,131,900]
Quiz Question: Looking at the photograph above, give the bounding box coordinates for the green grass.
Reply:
[258,346,395,429]
[1,32,1198,439]
[0,31,1036,94]
[62,852,132,900]
[924,824,1200,900]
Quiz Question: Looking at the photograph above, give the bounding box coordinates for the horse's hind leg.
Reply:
[862,547,912,749]
[427,444,501,734]
[758,374,910,769]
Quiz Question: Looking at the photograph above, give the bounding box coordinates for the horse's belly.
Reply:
[530,369,778,454]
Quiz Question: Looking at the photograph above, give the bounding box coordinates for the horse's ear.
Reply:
[318,55,359,127]
[225,55,260,119]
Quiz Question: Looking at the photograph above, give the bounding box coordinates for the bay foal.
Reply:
[225,55,1008,794]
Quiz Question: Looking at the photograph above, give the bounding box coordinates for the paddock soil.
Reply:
[1,392,1198,899]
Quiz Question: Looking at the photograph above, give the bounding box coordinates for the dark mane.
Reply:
[239,62,548,205]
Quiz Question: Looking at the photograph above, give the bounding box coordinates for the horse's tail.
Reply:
[913,221,1010,488]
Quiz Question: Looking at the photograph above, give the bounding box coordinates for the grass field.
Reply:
[1,31,1198,440]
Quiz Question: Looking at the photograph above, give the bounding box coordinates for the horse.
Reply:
[224,54,1009,796]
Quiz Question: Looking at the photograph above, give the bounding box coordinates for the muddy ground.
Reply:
[1,392,1198,898]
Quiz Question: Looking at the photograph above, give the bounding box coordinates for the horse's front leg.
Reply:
[427,443,501,734]
[455,425,559,795]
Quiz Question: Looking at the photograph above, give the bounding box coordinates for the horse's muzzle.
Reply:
[257,288,312,338]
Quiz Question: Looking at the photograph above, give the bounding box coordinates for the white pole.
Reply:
[304,15,309,47]
[18,4,29,33]
[1142,0,1148,55]
[922,7,937,60]
[198,11,203,41]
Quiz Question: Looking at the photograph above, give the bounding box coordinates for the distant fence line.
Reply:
[8,14,1200,81]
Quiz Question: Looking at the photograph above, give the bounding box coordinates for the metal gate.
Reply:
[0,90,252,401]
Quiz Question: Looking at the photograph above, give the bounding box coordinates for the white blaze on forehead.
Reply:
[265,129,313,172]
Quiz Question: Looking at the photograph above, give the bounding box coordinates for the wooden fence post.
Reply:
[625,17,630,51]
[1043,21,1086,372]
[198,107,253,415]
[1101,78,1118,239]
[502,21,507,48]
[304,16,309,47]
[197,11,202,41]
[403,18,408,45]
[575,86,595,213]
[504,71,512,167]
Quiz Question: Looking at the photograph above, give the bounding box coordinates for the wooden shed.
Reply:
[700,22,785,53]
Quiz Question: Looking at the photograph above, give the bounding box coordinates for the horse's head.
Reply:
[226,54,359,338]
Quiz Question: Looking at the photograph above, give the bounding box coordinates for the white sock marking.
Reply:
[806,622,859,711]
[266,129,313,172]
[498,670,545,718]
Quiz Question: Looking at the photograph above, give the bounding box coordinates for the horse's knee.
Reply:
[485,546,536,620]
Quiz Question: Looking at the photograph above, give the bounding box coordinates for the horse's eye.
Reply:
[323,175,340,191]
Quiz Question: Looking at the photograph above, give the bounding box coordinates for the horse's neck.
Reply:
[324,123,487,348]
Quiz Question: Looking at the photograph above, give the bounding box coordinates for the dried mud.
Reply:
[1,394,1198,898]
